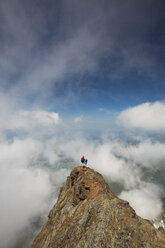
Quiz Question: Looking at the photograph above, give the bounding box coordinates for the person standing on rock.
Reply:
[81,155,85,164]
[84,158,88,166]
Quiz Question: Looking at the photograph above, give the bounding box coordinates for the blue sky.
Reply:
[1,0,165,122]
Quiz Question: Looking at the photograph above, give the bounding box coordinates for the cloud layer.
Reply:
[118,102,165,131]
[0,0,165,108]
[119,184,163,220]
[0,109,68,248]
[57,137,165,220]
[0,105,165,247]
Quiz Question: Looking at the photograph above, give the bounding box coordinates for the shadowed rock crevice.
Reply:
[31,166,165,248]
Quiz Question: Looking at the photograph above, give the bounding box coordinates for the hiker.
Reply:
[81,155,85,164]
[84,158,88,166]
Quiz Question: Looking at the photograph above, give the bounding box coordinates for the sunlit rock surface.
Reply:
[31,166,165,248]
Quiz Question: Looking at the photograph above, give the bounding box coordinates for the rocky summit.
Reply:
[31,166,165,248]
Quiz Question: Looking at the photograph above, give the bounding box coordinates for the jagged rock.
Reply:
[31,166,165,248]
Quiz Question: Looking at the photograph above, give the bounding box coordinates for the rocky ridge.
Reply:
[31,166,165,248]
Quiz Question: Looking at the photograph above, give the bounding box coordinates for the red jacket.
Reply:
[81,156,85,163]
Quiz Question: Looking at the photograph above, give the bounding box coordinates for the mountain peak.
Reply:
[31,166,165,248]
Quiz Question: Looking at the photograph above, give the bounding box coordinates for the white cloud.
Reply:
[73,116,83,124]
[0,109,65,248]
[58,137,164,221]
[9,110,60,130]
[0,135,70,248]
[0,107,60,141]
[0,104,165,247]
[115,140,165,169]
[0,138,49,248]
[98,108,112,114]
[0,138,43,167]
[118,101,165,131]
[59,139,142,188]
[119,184,163,219]
[0,1,164,246]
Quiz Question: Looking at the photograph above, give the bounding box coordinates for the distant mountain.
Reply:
[31,166,165,248]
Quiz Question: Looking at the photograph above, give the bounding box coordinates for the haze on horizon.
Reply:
[0,0,165,247]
